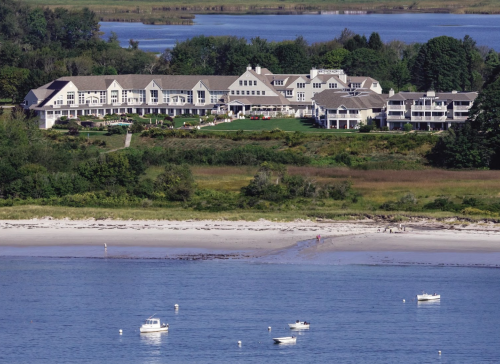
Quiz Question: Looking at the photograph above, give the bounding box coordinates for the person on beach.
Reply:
[316,235,321,242]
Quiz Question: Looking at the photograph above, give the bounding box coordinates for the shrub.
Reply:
[154,164,196,201]
[358,124,373,133]
[107,125,128,135]
[403,123,413,132]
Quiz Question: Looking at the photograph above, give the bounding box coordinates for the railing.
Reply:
[411,116,447,121]
[387,104,404,110]
[70,104,79,107]
[387,114,405,120]
[148,102,158,106]
[454,105,470,110]
[112,102,121,106]
[453,114,468,119]
[53,105,61,108]
[327,114,361,119]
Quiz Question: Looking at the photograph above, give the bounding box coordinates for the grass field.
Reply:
[202,118,355,132]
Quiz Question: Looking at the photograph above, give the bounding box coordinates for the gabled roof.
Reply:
[313,90,387,109]
[48,74,239,91]
[388,91,478,101]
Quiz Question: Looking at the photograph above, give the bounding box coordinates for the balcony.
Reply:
[112,102,121,106]
[387,104,404,110]
[411,116,447,121]
[453,105,470,110]
[411,104,445,111]
[52,105,61,109]
[327,113,361,120]
[387,114,406,120]
[148,102,159,106]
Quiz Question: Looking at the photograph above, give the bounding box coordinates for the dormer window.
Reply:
[297,83,306,88]
[274,80,284,86]
[350,83,361,88]
[329,83,338,89]
[313,83,321,89]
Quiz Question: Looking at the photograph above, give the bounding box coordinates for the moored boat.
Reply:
[273,336,297,344]
[288,320,310,329]
[140,316,169,333]
[416,292,440,301]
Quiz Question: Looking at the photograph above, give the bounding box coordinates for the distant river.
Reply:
[100,14,500,52]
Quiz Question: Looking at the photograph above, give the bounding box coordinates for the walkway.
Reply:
[104,132,132,153]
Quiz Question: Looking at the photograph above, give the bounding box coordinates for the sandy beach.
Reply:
[1,219,500,266]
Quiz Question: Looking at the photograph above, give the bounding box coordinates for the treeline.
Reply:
[165,31,500,93]
[0,0,160,102]
[2,0,500,103]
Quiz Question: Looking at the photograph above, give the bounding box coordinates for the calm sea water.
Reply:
[1,257,499,363]
[99,13,500,52]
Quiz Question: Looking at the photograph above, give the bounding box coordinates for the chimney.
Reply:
[310,68,318,79]
[427,90,435,97]
[389,88,395,97]
[246,64,252,71]
[339,72,347,83]
[452,90,457,94]
[255,65,261,75]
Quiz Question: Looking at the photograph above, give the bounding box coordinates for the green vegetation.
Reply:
[202,118,353,132]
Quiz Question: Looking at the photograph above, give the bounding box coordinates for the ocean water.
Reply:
[99,13,500,52]
[1,257,499,363]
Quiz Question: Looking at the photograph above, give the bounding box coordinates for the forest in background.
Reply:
[1,0,500,104]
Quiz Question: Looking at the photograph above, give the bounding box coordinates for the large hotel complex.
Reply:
[23,66,477,130]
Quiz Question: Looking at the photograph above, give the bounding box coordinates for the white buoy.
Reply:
[268,326,271,331]
[438,351,441,355]
[403,299,405,302]
[238,341,242,346]
[119,329,122,334]
[104,243,107,250]
[174,304,179,309]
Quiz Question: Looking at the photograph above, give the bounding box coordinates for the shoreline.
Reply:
[1,219,500,267]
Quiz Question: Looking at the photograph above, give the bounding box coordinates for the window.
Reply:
[150,90,158,103]
[139,90,145,103]
[122,90,127,103]
[210,93,219,104]
[313,83,321,89]
[328,83,337,89]
[286,90,293,96]
[256,91,260,95]
[254,81,257,86]
[236,91,240,95]
[100,91,106,104]
[349,110,359,114]
[373,82,378,87]
[239,81,242,86]
[231,90,235,95]
[54,94,63,105]
[197,90,205,104]
[111,90,118,103]
[67,92,74,105]
[163,90,170,103]
[246,91,250,95]
[351,83,361,88]
[297,83,306,88]
[297,92,305,101]
[262,91,265,95]
[187,91,193,103]
[274,80,283,86]
[244,81,247,86]
[78,92,85,105]
[252,91,255,95]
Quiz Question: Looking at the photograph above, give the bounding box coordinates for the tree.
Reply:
[412,36,469,91]
[344,34,368,52]
[154,164,195,201]
[344,48,389,81]
[368,32,383,51]
[322,48,350,69]
[391,61,411,92]
[0,66,30,102]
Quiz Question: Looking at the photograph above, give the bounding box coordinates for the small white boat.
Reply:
[288,321,310,329]
[417,292,440,301]
[140,316,169,333]
[273,336,297,344]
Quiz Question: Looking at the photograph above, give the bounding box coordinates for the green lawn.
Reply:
[201,118,355,133]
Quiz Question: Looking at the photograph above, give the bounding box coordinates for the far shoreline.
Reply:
[1,219,499,267]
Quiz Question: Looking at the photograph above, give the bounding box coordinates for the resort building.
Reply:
[23,66,383,129]
[312,89,387,129]
[386,89,477,130]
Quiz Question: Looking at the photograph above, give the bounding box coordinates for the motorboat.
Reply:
[416,292,440,301]
[140,316,169,333]
[288,321,310,329]
[273,336,297,344]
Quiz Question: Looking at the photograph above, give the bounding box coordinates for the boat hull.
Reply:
[273,337,296,344]
[417,294,440,301]
[140,327,169,333]
[288,324,310,329]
